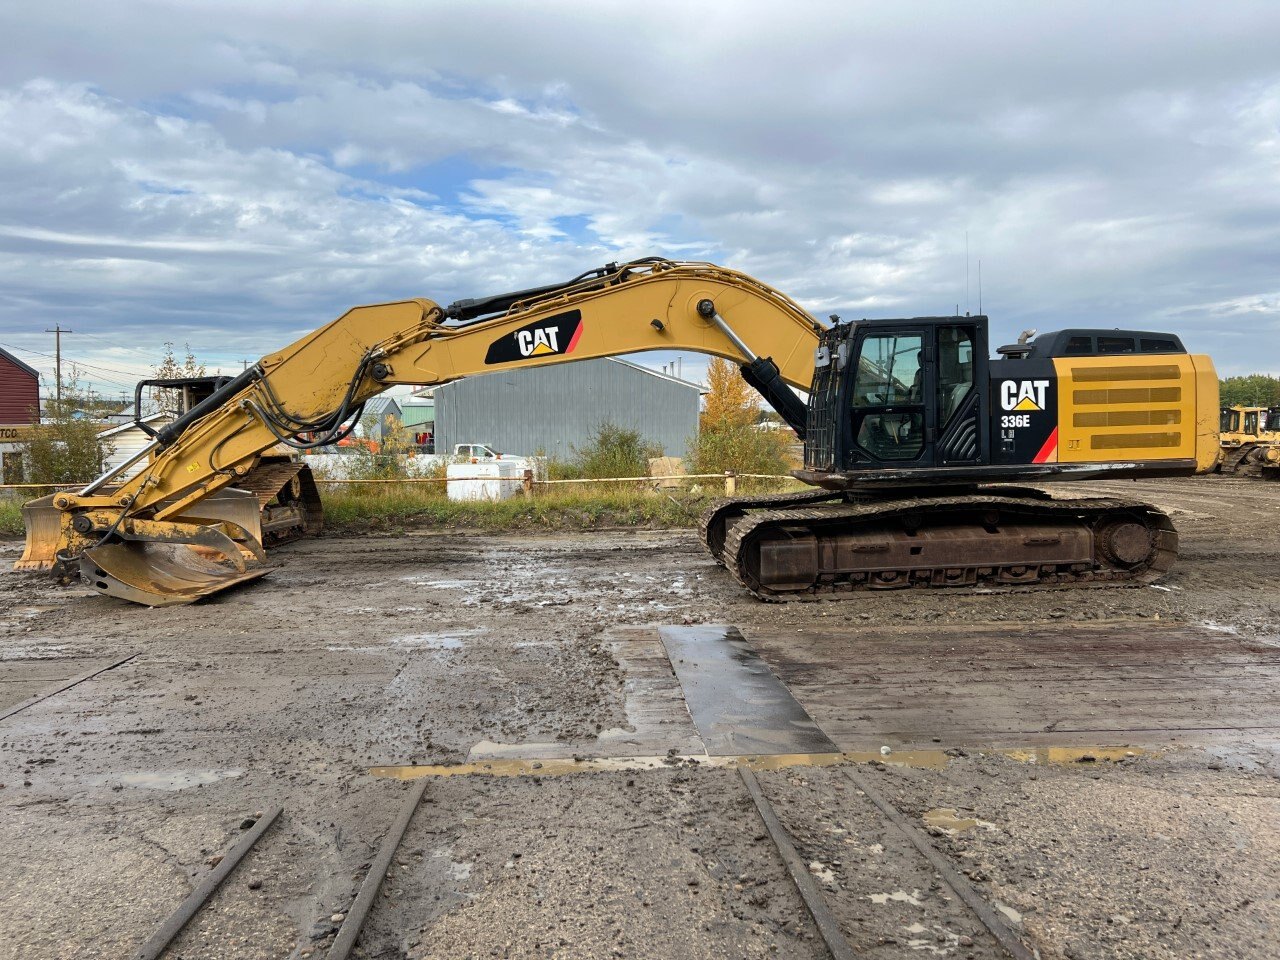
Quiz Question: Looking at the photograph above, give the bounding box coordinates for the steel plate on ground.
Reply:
[658,625,838,756]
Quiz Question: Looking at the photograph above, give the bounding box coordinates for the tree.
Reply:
[691,357,795,478]
[346,412,415,480]
[1220,374,1280,408]
[702,357,757,428]
[21,366,114,485]
[151,342,207,417]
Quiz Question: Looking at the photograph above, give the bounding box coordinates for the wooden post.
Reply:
[522,468,534,500]
[724,470,737,496]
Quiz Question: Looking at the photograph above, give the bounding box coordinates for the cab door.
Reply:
[934,323,984,465]
[847,327,934,467]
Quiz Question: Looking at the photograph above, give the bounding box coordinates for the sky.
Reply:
[0,0,1277,402]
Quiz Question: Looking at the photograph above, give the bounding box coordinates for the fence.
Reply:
[0,471,797,498]
[303,470,790,497]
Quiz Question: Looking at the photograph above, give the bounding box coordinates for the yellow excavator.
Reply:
[1217,405,1280,478]
[15,258,1219,607]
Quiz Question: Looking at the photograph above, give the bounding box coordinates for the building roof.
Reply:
[606,357,706,393]
[420,357,706,395]
[364,397,402,418]
[0,345,40,381]
[98,413,171,439]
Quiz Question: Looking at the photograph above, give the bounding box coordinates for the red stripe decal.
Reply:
[566,321,583,354]
[1032,426,1059,464]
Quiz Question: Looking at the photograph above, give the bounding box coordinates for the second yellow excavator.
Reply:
[1217,405,1280,478]
[16,258,1219,606]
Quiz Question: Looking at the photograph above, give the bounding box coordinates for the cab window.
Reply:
[852,333,924,461]
[937,327,974,426]
[852,334,923,407]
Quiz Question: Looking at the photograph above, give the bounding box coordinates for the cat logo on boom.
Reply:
[484,310,584,365]
[1000,379,1050,412]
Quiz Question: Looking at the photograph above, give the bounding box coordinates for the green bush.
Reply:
[0,498,23,537]
[544,457,584,481]
[690,420,795,478]
[571,422,662,480]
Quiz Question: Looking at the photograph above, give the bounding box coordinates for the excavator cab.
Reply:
[805,317,988,475]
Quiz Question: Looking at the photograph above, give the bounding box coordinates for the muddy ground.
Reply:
[1,474,1278,959]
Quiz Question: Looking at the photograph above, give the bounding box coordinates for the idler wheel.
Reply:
[1097,520,1152,567]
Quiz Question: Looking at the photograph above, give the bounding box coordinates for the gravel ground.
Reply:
[0,474,1278,958]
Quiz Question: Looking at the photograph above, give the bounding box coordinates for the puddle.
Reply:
[397,576,480,589]
[372,752,850,779]
[7,606,60,620]
[904,924,960,955]
[393,633,466,651]
[327,628,484,653]
[1001,746,1149,765]
[371,744,1152,779]
[103,769,244,791]
[841,749,951,770]
[922,807,996,834]
[0,644,69,661]
[1200,621,1241,635]
[808,860,836,885]
[869,889,923,906]
[994,902,1023,925]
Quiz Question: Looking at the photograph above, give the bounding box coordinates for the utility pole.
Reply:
[45,324,74,403]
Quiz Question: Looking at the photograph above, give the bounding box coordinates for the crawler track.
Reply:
[719,492,1177,600]
[698,488,845,565]
[238,459,324,543]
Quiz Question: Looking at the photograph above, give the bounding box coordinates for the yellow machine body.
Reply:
[1052,354,1221,472]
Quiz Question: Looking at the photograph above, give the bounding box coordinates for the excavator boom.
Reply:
[18,259,823,606]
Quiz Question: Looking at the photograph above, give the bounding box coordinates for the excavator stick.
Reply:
[15,494,62,572]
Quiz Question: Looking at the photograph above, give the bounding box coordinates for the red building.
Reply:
[0,346,40,425]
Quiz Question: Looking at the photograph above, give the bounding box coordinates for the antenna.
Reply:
[965,231,970,314]
[978,259,982,315]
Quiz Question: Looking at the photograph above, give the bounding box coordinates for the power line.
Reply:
[44,325,73,403]
[0,340,147,380]
[76,331,161,361]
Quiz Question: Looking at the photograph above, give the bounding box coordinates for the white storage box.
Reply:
[446,460,524,502]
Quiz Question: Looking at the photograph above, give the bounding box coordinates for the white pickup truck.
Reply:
[453,443,508,462]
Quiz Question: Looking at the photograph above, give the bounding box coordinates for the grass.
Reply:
[0,498,22,537]
[0,479,808,540]
[318,485,715,533]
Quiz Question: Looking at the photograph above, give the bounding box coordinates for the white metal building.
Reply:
[98,414,172,481]
[433,357,704,460]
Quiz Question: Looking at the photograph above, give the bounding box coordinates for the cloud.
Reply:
[0,0,1276,393]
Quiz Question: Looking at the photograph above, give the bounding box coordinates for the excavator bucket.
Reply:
[79,515,268,607]
[79,541,269,607]
[15,494,61,572]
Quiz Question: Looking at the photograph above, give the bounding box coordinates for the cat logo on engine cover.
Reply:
[1000,379,1050,412]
